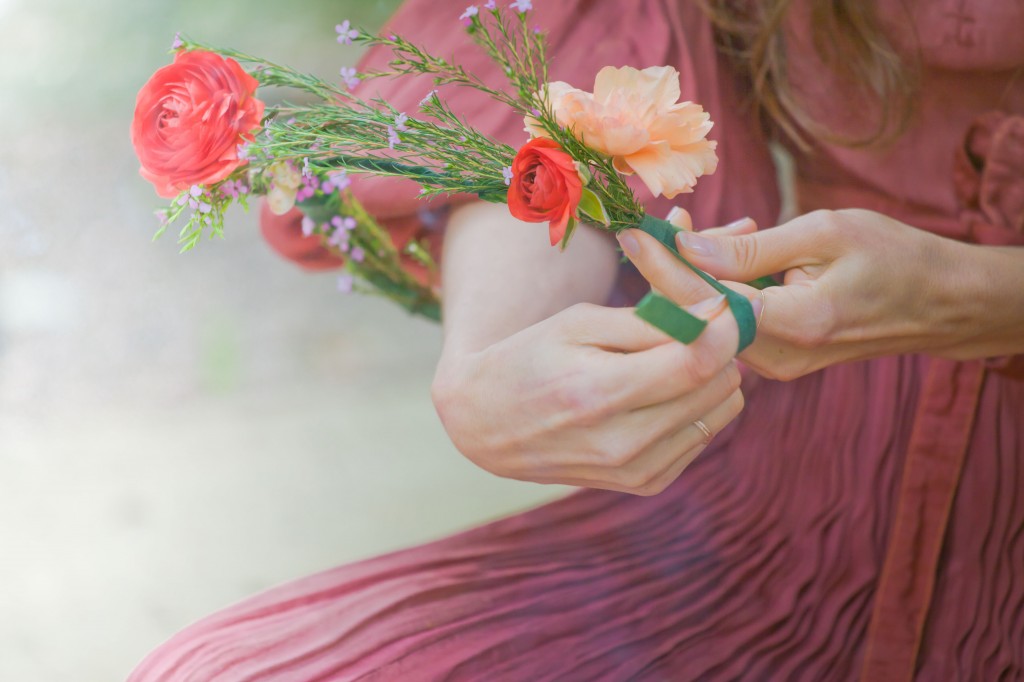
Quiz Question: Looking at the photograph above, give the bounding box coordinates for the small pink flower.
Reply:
[460,6,479,22]
[511,0,532,12]
[335,20,359,45]
[529,65,717,199]
[419,90,438,109]
[337,274,354,293]
[339,67,360,90]
[327,171,351,192]
[484,0,497,8]
[171,32,183,50]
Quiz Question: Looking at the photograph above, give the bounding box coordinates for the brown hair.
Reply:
[700,0,918,149]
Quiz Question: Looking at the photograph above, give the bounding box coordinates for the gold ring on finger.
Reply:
[692,419,713,445]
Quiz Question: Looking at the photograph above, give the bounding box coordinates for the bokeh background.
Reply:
[0,1,564,679]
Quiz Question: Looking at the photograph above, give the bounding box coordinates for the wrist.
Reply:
[927,241,1024,359]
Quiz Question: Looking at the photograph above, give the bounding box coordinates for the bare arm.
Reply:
[947,244,1024,359]
[438,201,621,358]
[429,201,746,495]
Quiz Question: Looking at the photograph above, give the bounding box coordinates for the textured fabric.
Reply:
[133,1,1024,680]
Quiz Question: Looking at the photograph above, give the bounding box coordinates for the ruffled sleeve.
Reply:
[260,0,781,300]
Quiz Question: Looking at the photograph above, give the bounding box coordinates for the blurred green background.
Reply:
[0,1,562,680]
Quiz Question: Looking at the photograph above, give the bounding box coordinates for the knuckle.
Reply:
[773,367,799,382]
[598,434,643,468]
[615,465,655,491]
[680,345,720,387]
[812,209,861,247]
[788,325,825,350]
[768,359,813,382]
[731,234,760,272]
[556,377,615,427]
[635,473,675,496]
[633,482,665,497]
[561,302,601,331]
[724,362,743,393]
[782,304,836,349]
[727,389,746,417]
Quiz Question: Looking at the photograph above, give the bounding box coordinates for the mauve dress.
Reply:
[130,1,1024,680]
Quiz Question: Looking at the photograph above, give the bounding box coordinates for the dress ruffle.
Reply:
[954,111,1024,247]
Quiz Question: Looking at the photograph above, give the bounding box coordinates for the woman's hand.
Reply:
[618,208,1018,381]
[432,297,744,496]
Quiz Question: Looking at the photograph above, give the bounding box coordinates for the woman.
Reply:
[131,0,1024,679]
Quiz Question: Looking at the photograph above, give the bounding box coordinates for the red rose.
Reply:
[131,50,265,198]
[507,138,583,245]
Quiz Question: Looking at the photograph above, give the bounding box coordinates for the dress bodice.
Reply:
[785,0,1024,245]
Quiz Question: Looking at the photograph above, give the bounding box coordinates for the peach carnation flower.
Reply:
[528,66,718,199]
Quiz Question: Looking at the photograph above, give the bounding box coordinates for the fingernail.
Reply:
[724,217,751,230]
[686,293,727,319]
[617,230,640,258]
[676,230,717,257]
[749,293,763,328]
[666,207,692,230]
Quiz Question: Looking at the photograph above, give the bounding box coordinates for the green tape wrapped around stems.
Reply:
[633,215,761,353]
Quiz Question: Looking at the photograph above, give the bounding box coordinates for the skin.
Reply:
[434,202,1023,496]
[617,208,1024,381]
[432,201,744,496]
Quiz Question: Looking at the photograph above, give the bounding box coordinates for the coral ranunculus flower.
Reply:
[529,66,718,199]
[131,50,265,198]
[507,138,583,246]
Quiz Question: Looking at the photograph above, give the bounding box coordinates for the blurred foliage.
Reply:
[0,0,403,121]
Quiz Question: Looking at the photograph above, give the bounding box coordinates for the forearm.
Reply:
[933,243,1024,359]
[439,201,620,357]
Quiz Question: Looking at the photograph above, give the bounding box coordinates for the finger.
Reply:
[700,217,758,238]
[675,217,837,282]
[527,361,740,477]
[562,386,744,494]
[604,293,740,404]
[562,303,675,352]
[666,206,693,231]
[618,228,720,306]
[630,388,745,495]
[617,362,740,440]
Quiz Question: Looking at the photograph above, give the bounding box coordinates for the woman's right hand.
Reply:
[431,296,744,496]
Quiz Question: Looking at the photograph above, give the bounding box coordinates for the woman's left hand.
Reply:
[618,208,988,381]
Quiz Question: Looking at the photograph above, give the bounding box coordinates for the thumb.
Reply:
[674,221,826,282]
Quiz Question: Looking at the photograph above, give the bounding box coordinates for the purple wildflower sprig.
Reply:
[176,38,351,104]
[335,20,359,45]
[353,27,526,115]
[156,182,234,251]
[453,1,547,110]
[344,4,549,131]
[294,190,440,319]
[254,96,513,201]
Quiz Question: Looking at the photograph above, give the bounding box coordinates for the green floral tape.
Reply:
[633,214,758,353]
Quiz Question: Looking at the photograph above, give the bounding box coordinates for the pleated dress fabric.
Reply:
[130,1,1024,680]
